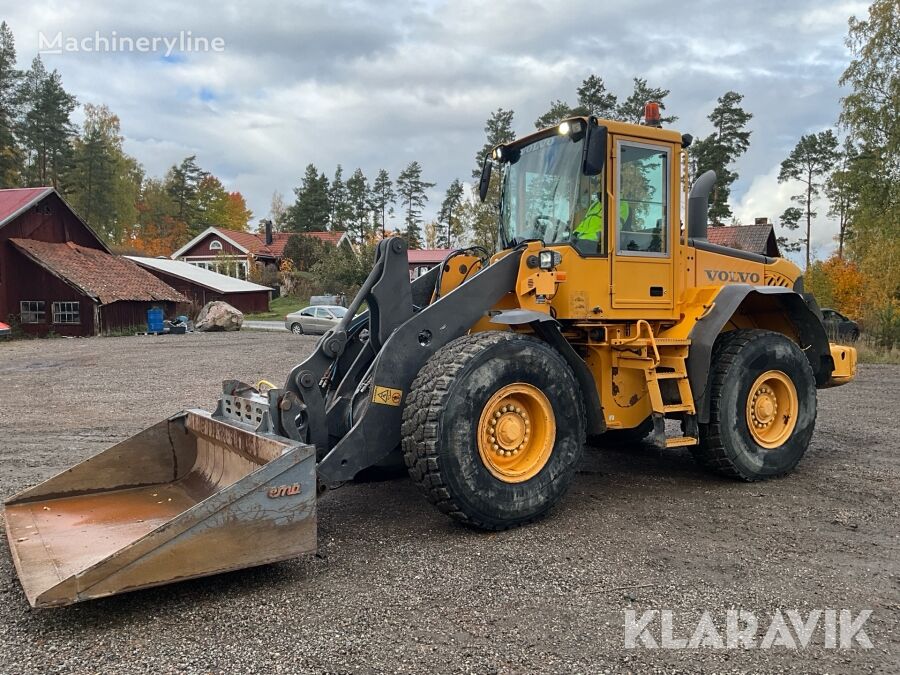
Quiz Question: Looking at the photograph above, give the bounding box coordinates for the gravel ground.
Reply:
[0,331,897,674]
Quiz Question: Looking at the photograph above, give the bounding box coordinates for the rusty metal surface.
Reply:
[4,409,317,608]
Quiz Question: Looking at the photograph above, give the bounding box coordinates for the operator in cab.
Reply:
[571,173,630,254]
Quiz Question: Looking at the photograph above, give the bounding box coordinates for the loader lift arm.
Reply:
[254,237,524,482]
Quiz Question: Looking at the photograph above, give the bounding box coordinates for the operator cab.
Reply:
[482,109,681,315]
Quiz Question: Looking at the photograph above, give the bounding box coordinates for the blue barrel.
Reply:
[147,307,164,333]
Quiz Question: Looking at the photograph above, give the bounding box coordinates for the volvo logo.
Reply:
[705,269,761,284]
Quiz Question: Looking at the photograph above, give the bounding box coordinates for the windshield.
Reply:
[330,307,348,318]
[500,133,604,253]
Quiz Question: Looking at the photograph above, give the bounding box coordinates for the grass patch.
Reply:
[244,295,307,321]
[855,340,900,365]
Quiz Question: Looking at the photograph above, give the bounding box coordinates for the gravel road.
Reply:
[0,332,897,673]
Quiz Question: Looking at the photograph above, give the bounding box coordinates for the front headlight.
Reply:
[538,250,562,270]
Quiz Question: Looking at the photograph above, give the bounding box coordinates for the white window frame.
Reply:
[615,139,672,259]
[52,301,81,325]
[20,300,45,324]
[209,239,223,251]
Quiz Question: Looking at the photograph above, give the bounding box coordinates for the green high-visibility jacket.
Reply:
[574,199,603,241]
[573,200,629,242]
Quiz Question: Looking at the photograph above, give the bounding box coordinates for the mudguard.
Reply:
[687,285,833,423]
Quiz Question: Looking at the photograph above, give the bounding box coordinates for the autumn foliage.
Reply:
[806,257,873,320]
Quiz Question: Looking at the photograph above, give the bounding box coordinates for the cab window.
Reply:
[617,141,669,256]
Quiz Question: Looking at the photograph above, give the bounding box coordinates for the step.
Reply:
[654,371,686,380]
[665,436,699,448]
[662,403,695,414]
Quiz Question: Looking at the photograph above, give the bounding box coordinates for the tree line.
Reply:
[0,22,253,254]
[801,0,899,348]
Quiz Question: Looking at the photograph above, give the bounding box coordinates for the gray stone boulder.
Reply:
[196,300,243,332]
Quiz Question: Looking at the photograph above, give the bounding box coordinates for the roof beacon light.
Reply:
[558,121,570,135]
[644,102,662,128]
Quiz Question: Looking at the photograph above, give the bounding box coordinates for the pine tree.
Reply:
[19,56,77,188]
[534,100,580,129]
[370,168,395,238]
[778,130,840,269]
[395,161,434,248]
[616,78,676,124]
[69,104,142,243]
[473,108,515,179]
[0,22,22,187]
[286,164,330,232]
[329,165,350,231]
[165,155,206,231]
[690,91,753,224]
[345,167,369,243]
[576,75,617,118]
[777,206,803,254]
[438,178,465,248]
[471,108,516,252]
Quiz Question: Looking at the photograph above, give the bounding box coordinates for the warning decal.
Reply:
[372,385,403,406]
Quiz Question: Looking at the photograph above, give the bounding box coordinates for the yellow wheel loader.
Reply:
[4,105,857,607]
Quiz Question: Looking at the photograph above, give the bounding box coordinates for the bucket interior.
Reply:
[4,411,316,607]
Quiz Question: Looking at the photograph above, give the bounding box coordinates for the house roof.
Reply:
[126,256,272,294]
[408,249,453,264]
[11,239,187,305]
[171,226,350,259]
[707,224,780,257]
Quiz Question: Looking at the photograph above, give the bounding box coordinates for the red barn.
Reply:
[0,187,186,337]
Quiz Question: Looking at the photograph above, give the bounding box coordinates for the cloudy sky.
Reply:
[7,0,867,255]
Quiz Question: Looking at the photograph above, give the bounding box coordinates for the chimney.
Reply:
[754,217,769,226]
[264,219,273,246]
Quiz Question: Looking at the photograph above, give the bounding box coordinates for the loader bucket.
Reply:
[3,410,317,608]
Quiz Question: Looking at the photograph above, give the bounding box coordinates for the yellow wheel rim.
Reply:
[477,383,555,483]
[745,370,798,449]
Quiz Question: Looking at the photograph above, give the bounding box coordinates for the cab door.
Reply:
[609,137,675,310]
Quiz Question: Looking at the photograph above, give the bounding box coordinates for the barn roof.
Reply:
[171,226,350,259]
[126,256,272,294]
[706,224,780,257]
[0,187,111,252]
[0,187,54,228]
[11,239,187,305]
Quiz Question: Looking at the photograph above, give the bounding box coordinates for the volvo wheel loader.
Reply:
[4,105,857,607]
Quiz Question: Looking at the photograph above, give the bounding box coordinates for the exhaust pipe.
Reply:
[687,170,716,240]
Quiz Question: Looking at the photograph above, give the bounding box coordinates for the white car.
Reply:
[284,305,347,334]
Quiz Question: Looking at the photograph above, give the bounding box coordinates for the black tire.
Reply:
[691,329,817,481]
[849,328,860,342]
[401,331,585,530]
[290,323,303,335]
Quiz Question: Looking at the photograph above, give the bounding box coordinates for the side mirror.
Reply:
[478,157,493,202]
[582,121,607,176]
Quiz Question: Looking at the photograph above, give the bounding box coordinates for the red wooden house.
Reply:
[171,224,351,278]
[0,187,186,337]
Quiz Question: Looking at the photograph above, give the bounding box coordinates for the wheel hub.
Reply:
[745,370,799,449]
[477,384,554,483]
